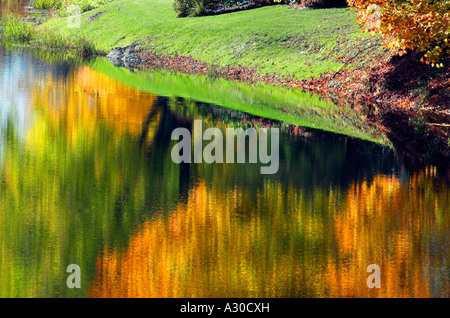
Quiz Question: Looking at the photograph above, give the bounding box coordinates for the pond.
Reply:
[0,0,28,17]
[0,15,448,297]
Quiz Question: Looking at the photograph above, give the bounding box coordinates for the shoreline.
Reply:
[117,44,449,164]
[1,0,448,165]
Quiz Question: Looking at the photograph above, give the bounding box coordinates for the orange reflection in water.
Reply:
[0,0,28,17]
[89,171,449,298]
[325,170,448,297]
[31,66,158,145]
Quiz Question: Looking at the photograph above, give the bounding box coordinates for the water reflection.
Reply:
[89,172,448,298]
[0,46,448,298]
[32,65,159,144]
[0,0,27,17]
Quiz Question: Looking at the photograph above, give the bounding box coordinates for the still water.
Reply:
[0,0,27,16]
[0,43,448,297]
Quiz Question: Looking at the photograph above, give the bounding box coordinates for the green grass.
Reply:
[0,15,35,42]
[0,15,97,57]
[90,57,388,144]
[32,0,65,10]
[43,0,381,80]
[33,0,114,12]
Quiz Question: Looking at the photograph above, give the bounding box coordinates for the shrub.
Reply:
[173,0,285,17]
[250,0,279,4]
[173,0,221,17]
[298,0,347,8]
[222,0,251,6]
[173,0,194,17]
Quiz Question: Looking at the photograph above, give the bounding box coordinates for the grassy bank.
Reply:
[42,0,384,80]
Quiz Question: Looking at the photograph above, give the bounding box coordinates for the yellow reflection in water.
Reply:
[89,172,449,298]
[31,66,158,145]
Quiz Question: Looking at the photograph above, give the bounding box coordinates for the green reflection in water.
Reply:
[90,58,389,145]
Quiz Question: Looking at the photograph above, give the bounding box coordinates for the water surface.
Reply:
[0,43,448,298]
[0,0,27,17]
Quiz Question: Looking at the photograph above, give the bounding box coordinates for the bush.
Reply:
[250,0,279,4]
[297,0,347,8]
[173,0,344,17]
[222,0,251,6]
[173,0,193,17]
[173,0,221,17]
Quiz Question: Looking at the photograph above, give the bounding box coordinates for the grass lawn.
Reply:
[43,0,379,80]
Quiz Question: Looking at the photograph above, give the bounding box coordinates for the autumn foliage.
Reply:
[347,0,450,66]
